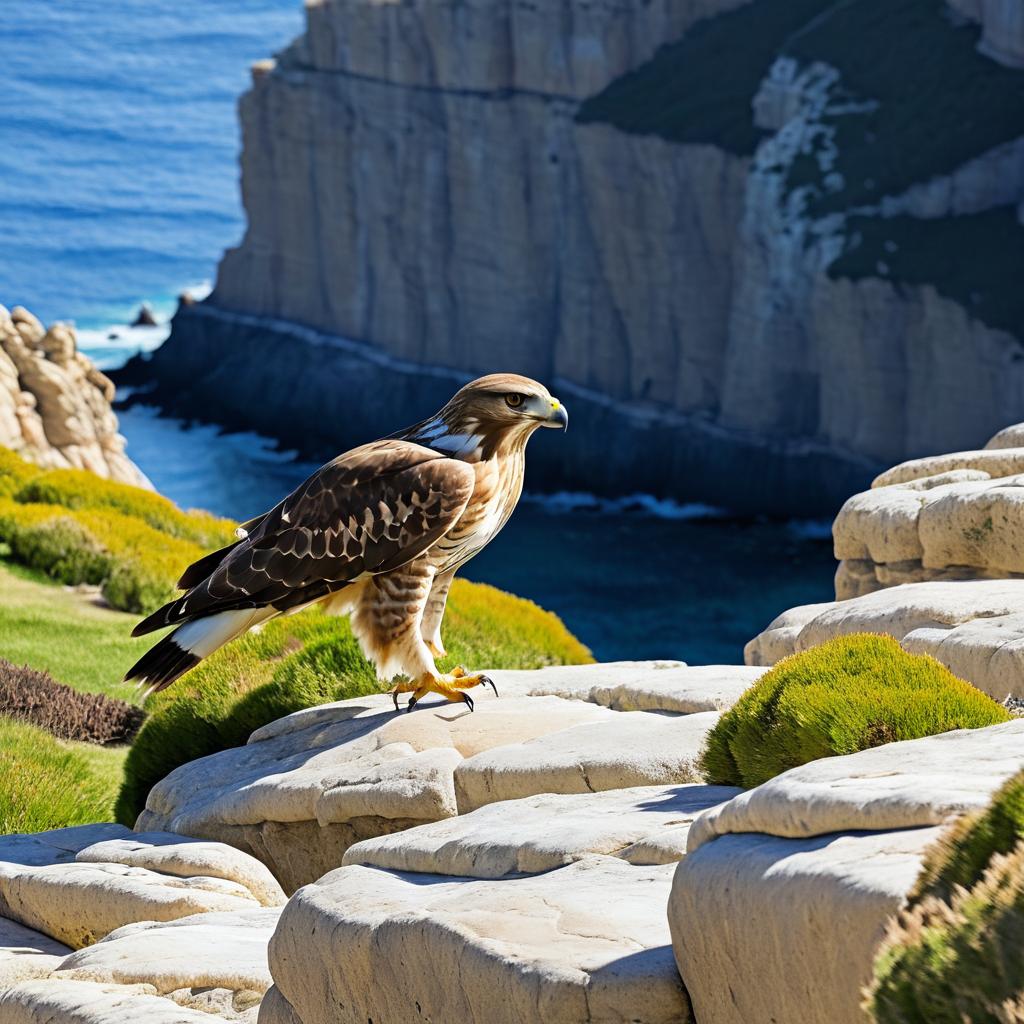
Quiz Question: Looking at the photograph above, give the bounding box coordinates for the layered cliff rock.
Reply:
[144,0,1024,513]
[0,304,148,487]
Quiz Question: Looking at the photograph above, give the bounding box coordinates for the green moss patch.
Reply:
[701,633,1009,788]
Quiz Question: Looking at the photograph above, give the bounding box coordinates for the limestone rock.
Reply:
[344,783,740,877]
[138,692,615,891]
[268,857,689,1024]
[0,303,148,486]
[0,917,71,987]
[0,825,282,949]
[687,719,1024,850]
[494,661,761,713]
[0,979,217,1023]
[53,908,278,1022]
[669,827,943,1024]
[745,578,1024,699]
[454,710,718,812]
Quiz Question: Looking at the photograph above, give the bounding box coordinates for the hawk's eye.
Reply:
[505,393,525,409]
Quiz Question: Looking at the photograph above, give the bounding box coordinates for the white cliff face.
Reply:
[154,0,1024,511]
[0,304,149,487]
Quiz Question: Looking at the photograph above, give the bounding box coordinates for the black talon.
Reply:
[482,675,498,698]
[406,696,418,713]
[461,692,474,712]
[392,690,400,712]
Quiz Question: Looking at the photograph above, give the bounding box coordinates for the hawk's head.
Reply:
[410,373,568,458]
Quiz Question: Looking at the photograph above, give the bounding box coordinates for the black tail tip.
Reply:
[125,636,201,695]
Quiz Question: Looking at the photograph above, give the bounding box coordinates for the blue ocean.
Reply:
[0,0,836,662]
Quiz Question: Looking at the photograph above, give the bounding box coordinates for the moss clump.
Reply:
[868,771,1024,1023]
[0,658,144,745]
[116,583,592,824]
[701,634,1010,788]
[0,447,235,613]
[0,718,123,833]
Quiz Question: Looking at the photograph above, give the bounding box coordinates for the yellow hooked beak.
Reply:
[542,398,568,430]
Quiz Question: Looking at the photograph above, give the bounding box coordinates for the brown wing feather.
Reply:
[132,440,475,636]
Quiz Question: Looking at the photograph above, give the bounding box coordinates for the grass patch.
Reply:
[868,771,1024,1023]
[0,561,156,702]
[701,633,1010,788]
[117,582,592,825]
[830,207,1024,339]
[0,719,126,834]
[0,447,234,614]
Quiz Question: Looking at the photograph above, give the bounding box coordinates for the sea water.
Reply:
[2,0,836,662]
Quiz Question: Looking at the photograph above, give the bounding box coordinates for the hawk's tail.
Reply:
[125,608,273,695]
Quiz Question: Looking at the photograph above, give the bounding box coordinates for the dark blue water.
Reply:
[0,0,302,332]
[1,1,837,662]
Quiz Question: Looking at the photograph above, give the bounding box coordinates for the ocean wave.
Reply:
[522,490,729,520]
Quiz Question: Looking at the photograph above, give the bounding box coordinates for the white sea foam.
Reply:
[522,490,729,520]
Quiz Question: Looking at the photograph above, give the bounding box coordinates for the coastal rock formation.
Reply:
[670,720,1024,1024]
[0,304,148,486]
[745,579,1024,700]
[141,0,1024,513]
[135,662,759,891]
[833,422,1024,599]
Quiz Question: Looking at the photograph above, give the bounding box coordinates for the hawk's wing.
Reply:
[132,439,475,636]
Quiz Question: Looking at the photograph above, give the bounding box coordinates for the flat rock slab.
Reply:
[455,710,719,812]
[53,908,278,1022]
[0,917,71,987]
[688,719,1024,849]
[0,861,261,950]
[744,578,1024,699]
[0,824,130,868]
[670,827,942,1024]
[344,784,741,877]
[270,857,690,1024]
[492,662,760,714]
[0,979,217,1023]
[76,833,285,907]
[135,691,620,891]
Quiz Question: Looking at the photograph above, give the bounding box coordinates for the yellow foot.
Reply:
[404,671,498,713]
[388,678,421,712]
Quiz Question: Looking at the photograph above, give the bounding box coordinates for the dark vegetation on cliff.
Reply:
[579,0,1024,340]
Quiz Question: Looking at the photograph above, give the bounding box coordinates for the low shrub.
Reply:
[0,718,122,833]
[116,582,592,824]
[701,634,1010,788]
[0,658,144,744]
[14,468,234,548]
[868,770,1024,1023]
[0,447,42,496]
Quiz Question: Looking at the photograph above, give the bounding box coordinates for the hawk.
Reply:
[125,373,567,711]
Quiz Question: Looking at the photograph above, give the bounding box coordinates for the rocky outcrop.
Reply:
[139,0,1024,513]
[135,662,758,891]
[0,826,285,1022]
[948,0,1024,67]
[0,304,148,486]
[669,720,1024,1024]
[745,579,1024,700]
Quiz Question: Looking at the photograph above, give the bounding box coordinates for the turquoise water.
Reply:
[2,1,837,662]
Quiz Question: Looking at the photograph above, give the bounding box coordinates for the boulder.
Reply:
[687,719,1024,849]
[137,692,615,891]
[53,908,279,1022]
[454,710,719,812]
[0,917,70,987]
[669,827,943,1024]
[344,783,740,877]
[745,578,1024,699]
[267,857,689,1024]
[0,979,217,1023]
[0,825,282,949]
